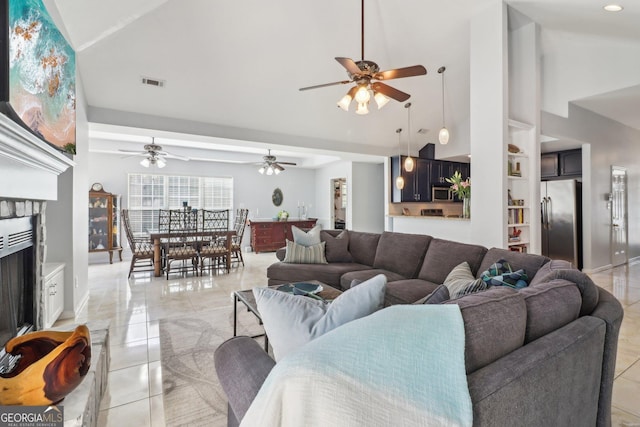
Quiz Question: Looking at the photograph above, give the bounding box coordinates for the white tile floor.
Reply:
[55,253,640,426]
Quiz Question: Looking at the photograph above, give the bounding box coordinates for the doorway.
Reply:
[611,166,628,267]
[331,178,347,229]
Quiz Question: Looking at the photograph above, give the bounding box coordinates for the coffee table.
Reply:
[233,281,342,352]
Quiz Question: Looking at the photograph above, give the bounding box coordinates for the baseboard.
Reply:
[628,256,640,265]
[582,264,613,274]
[68,291,90,319]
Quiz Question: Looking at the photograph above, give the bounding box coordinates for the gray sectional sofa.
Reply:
[216,230,624,426]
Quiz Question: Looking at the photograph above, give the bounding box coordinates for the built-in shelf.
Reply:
[508,223,529,227]
[508,205,529,209]
[508,240,530,246]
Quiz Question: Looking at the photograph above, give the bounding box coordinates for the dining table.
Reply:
[148,230,236,277]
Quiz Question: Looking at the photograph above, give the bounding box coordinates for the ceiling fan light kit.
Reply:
[301,0,426,115]
[120,138,188,168]
[257,149,294,175]
[438,66,450,145]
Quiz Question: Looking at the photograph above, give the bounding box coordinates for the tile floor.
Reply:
[55,253,640,426]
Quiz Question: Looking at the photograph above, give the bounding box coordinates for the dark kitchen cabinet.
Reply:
[391,156,432,202]
[541,153,559,178]
[559,149,582,176]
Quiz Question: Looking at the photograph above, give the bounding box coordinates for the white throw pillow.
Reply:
[291,224,322,247]
[253,274,387,361]
[443,261,486,299]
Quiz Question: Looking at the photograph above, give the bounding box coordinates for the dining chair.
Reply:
[198,231,229,275]
[122,209,155,278]
[231,208,249,266]
[163,209,199,278]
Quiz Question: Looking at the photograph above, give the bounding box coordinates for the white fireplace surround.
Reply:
[0,113,74,201]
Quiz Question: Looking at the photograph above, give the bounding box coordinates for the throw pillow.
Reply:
[253,274,387,361]
[321,230,354,263]
[413,284,450,305]
[480,259,529,289]
[282,240,328,264]
[291,225,322,247]
[443,262,487,299]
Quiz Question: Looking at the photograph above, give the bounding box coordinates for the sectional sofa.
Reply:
[216,230,623,426]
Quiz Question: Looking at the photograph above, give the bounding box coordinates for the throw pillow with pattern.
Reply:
[283,240,328,264]
[481,259,529,289]
[443,262,487,299]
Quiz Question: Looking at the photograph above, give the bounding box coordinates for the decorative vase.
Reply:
[462,197,471,219]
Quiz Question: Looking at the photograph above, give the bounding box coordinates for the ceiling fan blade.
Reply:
[276,162,297,166]
[371,82,410,102]
[160,152,190,161]
[118,149,146,155]
[299,80,351,91]
[335,57,362,75]
[374,65,427,81]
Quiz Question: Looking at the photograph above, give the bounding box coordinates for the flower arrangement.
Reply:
[445,171,470,199]
[277,210,289,221]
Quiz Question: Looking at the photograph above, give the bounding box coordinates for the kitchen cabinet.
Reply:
[249,219,317,253]
[89,189,123,263]
[541,153,559,178]
[391,156,431,202]
[43,263,65,328]
[559,149,582,176]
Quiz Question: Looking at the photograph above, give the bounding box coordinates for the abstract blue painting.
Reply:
[8,0,75,147]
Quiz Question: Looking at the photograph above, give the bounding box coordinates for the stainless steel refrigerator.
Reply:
[540,180,583,269]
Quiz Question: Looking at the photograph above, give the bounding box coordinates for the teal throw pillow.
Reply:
[481,259,529,289]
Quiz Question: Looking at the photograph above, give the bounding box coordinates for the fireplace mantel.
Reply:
[0,113,74,201]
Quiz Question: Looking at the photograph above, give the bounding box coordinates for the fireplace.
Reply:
[0,216,38,374]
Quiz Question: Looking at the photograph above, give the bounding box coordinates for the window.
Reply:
[127,173,233,235]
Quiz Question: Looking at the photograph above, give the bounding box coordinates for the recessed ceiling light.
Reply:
[603,4,623,12]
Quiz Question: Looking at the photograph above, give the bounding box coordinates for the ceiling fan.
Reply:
[119,138,189,168]
[299,0,427,114]
[256,149,296,175]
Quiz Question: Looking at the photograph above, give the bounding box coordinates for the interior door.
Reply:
[611,166,628,267]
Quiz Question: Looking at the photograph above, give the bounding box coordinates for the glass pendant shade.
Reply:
[140,158,150,168]
[258,166,265,174]
[337,94,353,111]
[404,156,414,172]
[374,92,390,109]
[156,158,167,168]
[439,127,450,145]
[395,175,405,190]
[355,102,369,115]
[355,85,370,103]
[266,166,274,175]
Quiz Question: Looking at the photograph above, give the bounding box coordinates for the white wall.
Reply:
[542,105,640,271]
[87,151,317,257]
[314,161,351,230]
[351,162,384,233]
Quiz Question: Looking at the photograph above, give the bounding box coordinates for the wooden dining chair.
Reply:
[122,209,155,278]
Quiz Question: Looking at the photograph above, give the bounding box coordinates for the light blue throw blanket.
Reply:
[241,304,472,426]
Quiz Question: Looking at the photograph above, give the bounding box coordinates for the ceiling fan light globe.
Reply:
[157,158,167,168]
[274,168,281,175]
[258,166,266,174]
[337,93,353,111]
[140,158,151,167]
[266,166,274,175]
[354,85,370,104]
[439,127,450,145]
[355,102,369,115]
[404,156,414,172]
[374,92,390,109]
[395,176,405,190]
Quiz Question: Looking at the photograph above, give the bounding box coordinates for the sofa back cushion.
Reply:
[519,279,582,343]
[418,239,488,284]
[446,287,526,374]
[478,248,549,281]
[372,232,432,278]
[348,231,381,266]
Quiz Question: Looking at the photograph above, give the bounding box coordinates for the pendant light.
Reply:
[438,66,450,144]
[395,128,405,189]
[404,102,414,172]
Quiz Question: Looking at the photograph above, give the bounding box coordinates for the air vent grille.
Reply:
[0,236,4,250]
[9,229,33,248]
[141,77,165,88]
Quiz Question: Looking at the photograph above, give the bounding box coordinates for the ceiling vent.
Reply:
[141,77,165,88]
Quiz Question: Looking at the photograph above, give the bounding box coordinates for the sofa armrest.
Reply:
[275,247,286,261]
[214,337,275,425]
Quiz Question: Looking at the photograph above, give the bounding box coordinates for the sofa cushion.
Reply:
[340,269,406,291]
[480,259,529,289]
[418,239,488,284]
[372,232,432,278]
[253,274,387,361]
[267,262,371,289]
[530,260,599,316]
[414,284,450,305]
[478,248,549,281]
[321,230,354,263]
[291,224,322,246]
[282,241,327,264]
[519,279,582,343]
[347,231,381,266]
[384,279,441,306]
[446,287,526,374]
[443,262,487,299]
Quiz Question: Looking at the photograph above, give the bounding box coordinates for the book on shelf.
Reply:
[508,209,525,225]
[509,244,528,253]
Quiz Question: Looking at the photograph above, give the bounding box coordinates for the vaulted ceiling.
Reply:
[48,0,640,164]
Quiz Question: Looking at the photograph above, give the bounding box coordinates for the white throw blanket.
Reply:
[241,304,472,427]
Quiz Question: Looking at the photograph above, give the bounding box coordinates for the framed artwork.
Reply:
[0,0,76,150]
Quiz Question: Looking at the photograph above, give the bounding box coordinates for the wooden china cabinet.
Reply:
[89,183,123,263]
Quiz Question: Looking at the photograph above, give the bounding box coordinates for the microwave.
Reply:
[432,186,453,201]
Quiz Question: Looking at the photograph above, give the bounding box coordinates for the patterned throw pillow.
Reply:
[481,259,529,289]
[291,225,322,247]
[443,262,487,299]
[283,240,328,264]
